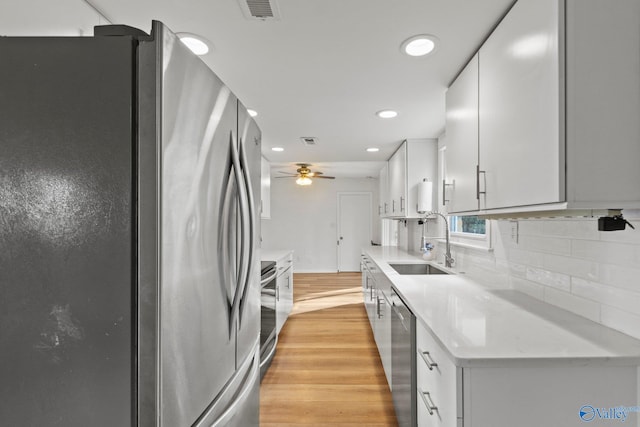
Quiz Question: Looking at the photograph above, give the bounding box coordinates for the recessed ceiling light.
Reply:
[271,147,284,152]
[376,110,398,119]
[401,34,438,57]
[367,147,380,152]
[177,33,211,56]
[247,109,258,117]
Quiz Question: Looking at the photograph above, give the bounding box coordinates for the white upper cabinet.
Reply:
[388,143,407,217]
[479,0,562,210]
[379,163,389,217]
[445,54,480,213]
[564,0,640,208]
[260,156,270,219]
[445,0,640,216]
[386,139,438,219]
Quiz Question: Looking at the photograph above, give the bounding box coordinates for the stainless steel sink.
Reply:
[388,263,449,275]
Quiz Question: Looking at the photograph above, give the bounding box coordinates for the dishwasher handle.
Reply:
[392,299,409,332]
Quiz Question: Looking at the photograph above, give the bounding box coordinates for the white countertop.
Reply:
[261,249,293,264]
[365,246,640,367]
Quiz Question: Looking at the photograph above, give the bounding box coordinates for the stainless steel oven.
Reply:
[259,261,277,380]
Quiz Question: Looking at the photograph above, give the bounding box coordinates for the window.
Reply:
[448,214,491,250]
[450,215,486,235]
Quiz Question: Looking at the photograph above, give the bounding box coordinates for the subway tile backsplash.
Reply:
[422,213,640,340]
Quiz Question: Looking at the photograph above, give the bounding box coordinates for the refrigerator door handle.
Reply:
[207,346,259,427]
[221,161,237,339]
[237,138,256,325]
[193,341,260,427]
[229,130,249,330]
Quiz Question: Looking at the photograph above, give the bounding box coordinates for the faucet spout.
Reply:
[424,211,455,268]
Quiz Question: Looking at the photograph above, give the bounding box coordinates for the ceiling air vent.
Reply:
[300,137,318,146]
[238,0,281,20]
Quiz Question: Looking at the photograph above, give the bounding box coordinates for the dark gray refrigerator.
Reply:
[0,21,262,427]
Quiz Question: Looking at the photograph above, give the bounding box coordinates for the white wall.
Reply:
[262,176,379,272]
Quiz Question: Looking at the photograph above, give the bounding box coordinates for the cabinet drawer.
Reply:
[416,322,461,427]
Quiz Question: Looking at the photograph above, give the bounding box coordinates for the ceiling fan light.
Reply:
[296,176,313,186]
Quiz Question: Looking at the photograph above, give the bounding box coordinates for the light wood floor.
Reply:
[260,272,398,427]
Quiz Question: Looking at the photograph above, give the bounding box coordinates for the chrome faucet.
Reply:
[424,211,455,268]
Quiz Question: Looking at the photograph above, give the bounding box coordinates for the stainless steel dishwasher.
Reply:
[391,288,416,427]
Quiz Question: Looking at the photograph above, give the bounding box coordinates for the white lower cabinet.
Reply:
[361,253,392,387]
[361,255,377,329]
[275,253,293,335]
[375,282,392,387]
[416,322,462,427]
[415,321,638,427]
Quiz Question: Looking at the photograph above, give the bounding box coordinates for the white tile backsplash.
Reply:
[543,287,601,323]
[541,218,600,240]
[601,305,640,341]
[596,263,640,293]
[571,239,637,266]
[511,276,545,300]
[571,277,640,317]
[599,224,640,245]
[505,247,545,267]
[516,220,544,236]
[526,267,571,292]
[542,253,599,281]
[518,234,572,256]
[418,216,640,341]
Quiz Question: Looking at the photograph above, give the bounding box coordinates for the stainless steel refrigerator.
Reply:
[0,21,262,427]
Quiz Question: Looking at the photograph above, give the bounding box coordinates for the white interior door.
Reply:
[337,192,372,272]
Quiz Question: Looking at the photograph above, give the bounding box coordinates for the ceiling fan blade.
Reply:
[274,176,297,179]
[314,175,335,179]
[277,171,298,175]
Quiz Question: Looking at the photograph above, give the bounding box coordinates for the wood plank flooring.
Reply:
[260,272,398,427]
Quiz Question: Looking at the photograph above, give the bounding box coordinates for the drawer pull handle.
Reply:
[419,389,438,416]
[419,350,438,370]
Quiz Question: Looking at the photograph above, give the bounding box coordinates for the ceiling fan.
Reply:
[276,163,335,186]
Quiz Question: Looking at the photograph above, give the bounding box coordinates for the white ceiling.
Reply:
[4,0,515,177]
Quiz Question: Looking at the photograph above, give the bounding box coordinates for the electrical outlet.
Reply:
[510,220,519,244]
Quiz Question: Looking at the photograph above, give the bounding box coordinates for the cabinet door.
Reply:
[416,322,461,427]
[365,273,377,329]
[445,54,480,213]
[379,163,389,217]
[275,263,292,335]
[478,0,563,210]
[388,143,407,216]
[281,264,293,322]
[378,288,392,387]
